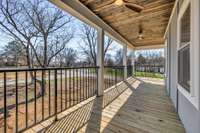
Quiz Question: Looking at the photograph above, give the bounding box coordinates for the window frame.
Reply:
[178,44,190,91]
[177,0,200,110]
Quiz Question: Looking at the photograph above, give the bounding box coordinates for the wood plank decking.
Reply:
[25,77,185,133]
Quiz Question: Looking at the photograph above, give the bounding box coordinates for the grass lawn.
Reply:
[90,67,124,77]
[104,68,124,77]
[135,71,164,79]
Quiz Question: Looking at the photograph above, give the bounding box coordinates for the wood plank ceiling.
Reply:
[79,0,175,47]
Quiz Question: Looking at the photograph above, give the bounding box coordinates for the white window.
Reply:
[178,4,190,92]
[177,0,200,110]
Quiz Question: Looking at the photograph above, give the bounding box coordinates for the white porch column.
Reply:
[97,28,104,96]
[123,44,127,80]
[132,50,135,76]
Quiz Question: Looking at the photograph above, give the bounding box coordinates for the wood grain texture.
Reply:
[79,0,175,47]
[25,77,185,133]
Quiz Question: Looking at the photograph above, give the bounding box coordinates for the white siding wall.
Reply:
[166,0,200,133]
[168,7,178,108]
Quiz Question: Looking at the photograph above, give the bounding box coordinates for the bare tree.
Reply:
[79,24,113,66]
[135,51,165,66]
[56,47,77,67]
[1,41,26,67]
[137,54,146,65]
[0,0,74,94]
[127,53,133,66]
[114,49,123,66]
[104,54,114,66]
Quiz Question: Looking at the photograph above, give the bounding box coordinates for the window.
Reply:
[178,45,190,92]
[178,4,191,92]
[180,5,190,46]
[177,0,200,110]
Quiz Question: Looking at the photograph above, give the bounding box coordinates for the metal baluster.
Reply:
[48,70,51,116]
[4,72,7,133]
[79,69,81,102]
[109,68,111,88]
[65,69,67,109]
[92,68,94,96]
[54,70,57,121]
[76,69,78,104]
[73,69,75,106]
[25,71,28,127]
[87,68,89,98]
[83,68,85,100]
[34,71,37,124]
[114,68,117,85]
[60,69,63,111]
[42,70,44,120]
[69,69,71,107]
[96,67,98,95]
[112,68,114,86]
[85,68,87,99]
[15,72,18,133]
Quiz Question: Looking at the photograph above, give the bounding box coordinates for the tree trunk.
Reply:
[38,70,46,96]
[25,45,45,97]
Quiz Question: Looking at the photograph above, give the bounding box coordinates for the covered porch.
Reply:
[25,77,185,133]
[2,0,199,132]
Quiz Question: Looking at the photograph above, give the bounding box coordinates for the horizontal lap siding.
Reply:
[168,6,178,109]
[166,0,200,133]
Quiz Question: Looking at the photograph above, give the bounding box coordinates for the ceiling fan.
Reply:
[96,0,144,13]
[138,23,144,40]
[115,0,144,13]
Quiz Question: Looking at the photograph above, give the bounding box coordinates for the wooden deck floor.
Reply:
[25,77,185,133]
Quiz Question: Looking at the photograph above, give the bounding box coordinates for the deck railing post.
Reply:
[123,44,127,80]
[97,28,104,96]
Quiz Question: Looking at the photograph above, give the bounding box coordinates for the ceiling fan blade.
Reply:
[93,0,116,12]
[125,3,144,13]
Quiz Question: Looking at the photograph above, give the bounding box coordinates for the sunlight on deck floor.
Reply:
[24,77,185,133]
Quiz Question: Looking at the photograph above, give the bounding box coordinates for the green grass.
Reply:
[90,67,124,77]
[135,71,164,79]
[104,68,123,77]
[91,68,164,79]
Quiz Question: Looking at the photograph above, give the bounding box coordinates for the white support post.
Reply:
[97,28,104,96]
[123,45,127,80]
[132,50,135,76]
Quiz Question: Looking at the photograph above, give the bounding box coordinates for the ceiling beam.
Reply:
[49,0,134,49]
[164,0,179,38]
[109,6,173,27]
[102,0,174,20]
[134,44,165,50]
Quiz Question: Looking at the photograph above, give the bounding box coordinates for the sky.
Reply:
[0,0,164,58]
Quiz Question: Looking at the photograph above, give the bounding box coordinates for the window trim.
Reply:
[178,44,190,92]
[177,0,200,110]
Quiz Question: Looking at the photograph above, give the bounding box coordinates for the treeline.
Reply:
[135,53,165,67]
[0,0,164,68]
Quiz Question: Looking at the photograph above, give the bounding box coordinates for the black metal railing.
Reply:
[0,66,98,133]
[127,65,133,78]
[104,66,124,90]
[134,65,164,78]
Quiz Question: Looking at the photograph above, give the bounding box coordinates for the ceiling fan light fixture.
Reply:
[115,0,124,6]
[138,34,143,40]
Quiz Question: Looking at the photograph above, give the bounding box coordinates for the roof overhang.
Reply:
[50,0,135,49]
[50,0,174,50]
[134,44,165,50]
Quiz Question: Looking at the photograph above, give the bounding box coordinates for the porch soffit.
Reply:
[52,0,175,49]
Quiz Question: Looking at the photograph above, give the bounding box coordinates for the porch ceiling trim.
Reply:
[50,0,135,49]
[134,44,165,50]
[164,0,179,39]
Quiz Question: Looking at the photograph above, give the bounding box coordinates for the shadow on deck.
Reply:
[25,77,185,133]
